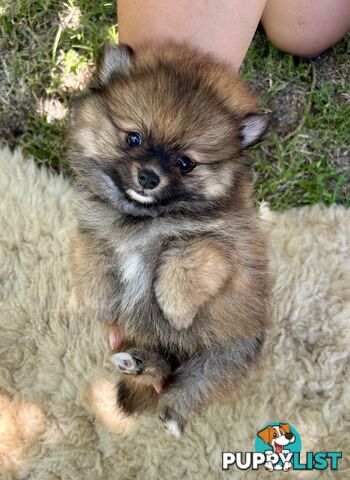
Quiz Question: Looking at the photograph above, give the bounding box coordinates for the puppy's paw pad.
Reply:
[163,418,181,438]
[111,352,143,374]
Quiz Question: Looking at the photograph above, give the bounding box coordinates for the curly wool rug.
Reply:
[0,146,349,480]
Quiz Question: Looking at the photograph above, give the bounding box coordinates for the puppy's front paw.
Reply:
[264,461,274,472]
[283,461,292,471]
[111,350,144,375]
[159,407,186,438]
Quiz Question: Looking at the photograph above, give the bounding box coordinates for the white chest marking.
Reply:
[119,251,149,311]
[121,253,143,282]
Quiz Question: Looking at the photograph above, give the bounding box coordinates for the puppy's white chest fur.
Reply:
[117,235,155,312]
[121,252,145,282]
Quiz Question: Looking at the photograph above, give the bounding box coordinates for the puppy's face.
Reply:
[70,44,267,216]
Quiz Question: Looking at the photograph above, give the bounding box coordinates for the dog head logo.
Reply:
[257,423,295,454]
[255,422,301,472]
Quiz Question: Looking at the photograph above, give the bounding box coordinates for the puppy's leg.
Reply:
[112,348,172,386]
[155,240,230,331]
[117,380,159,416]
[70,233,120,324]
[112,349,172,416]
[159,334,264,437]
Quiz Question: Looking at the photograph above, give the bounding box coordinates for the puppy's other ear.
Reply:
[279,423,291,434]
[240,113,269,148]
[96,43,134,86]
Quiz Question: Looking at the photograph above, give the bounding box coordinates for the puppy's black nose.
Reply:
[137,169,160,190]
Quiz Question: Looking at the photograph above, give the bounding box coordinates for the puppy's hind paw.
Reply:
[111,350,144,375]
[164,418,181,438]
[159,408,185,438]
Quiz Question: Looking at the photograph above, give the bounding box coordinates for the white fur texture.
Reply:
[0,147,349,479]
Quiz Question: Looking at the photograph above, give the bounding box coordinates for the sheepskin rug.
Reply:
[0,146,349,480]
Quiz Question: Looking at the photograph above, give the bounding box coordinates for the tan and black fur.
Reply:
[69,42,270,437]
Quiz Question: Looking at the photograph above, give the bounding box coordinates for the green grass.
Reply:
[241,32,350,209]
[0,1,117,168]
[0,1,349,209]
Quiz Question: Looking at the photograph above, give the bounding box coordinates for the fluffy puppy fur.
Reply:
[69,42,270,437]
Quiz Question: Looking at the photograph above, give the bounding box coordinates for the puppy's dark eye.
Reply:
[176,155,196,173]
[126,132,143,147]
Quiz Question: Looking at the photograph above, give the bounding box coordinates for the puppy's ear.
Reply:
[95,43,134,86]
[239,113,268,148]
[257,426,274,445]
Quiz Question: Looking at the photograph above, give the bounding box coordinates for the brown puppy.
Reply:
[69,42,270,437]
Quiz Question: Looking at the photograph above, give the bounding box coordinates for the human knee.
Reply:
[262,22,330,58]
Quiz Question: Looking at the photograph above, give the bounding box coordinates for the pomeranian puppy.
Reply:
[69,42,270,437]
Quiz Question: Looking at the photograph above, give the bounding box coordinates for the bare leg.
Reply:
[117,0,350,70]
[262,0,350,57]
[118,0,267,71]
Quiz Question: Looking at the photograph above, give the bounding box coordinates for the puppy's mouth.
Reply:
[104,168,157,207]
[274,442,283,454]
[104,168,193,209]
[125,188,156,205]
